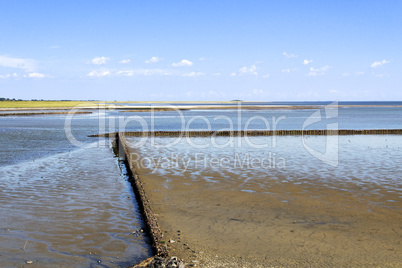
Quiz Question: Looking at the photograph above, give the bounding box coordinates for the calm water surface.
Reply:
[0,113,153,267]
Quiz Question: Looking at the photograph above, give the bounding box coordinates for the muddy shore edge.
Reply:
[114,133,186,267]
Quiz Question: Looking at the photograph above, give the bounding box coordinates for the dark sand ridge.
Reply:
[111,132,402,267]
[118,105,322,112]
[118,104,402,113]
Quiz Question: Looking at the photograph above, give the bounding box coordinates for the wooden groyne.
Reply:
[90,129,402,138]
[115,132,168,258]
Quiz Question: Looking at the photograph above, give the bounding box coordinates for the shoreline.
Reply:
[1,104,402,112]
[115,134,169,257]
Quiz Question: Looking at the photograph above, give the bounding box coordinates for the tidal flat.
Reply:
[127,135,402,267]
[1,103,401,267]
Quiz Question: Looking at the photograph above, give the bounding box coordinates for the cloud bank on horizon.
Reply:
[0,1,401,101]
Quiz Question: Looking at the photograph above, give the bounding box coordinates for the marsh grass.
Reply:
[0,101,100,108]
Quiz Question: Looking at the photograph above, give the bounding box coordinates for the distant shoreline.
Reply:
[1,103,402,112]
[0,111,92,116]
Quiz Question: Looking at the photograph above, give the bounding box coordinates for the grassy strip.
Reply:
[0,101,100,108]
[0,111,92,116]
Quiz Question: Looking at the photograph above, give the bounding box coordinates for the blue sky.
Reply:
[0,0,401,101]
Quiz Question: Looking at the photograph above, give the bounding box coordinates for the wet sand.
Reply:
[126,136,402,267]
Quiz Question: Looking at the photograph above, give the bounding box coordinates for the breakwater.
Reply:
[90,129,402,138]
[114,132,168,259]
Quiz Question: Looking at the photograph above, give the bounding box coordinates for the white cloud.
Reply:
[329,89,338,93]
[116,69,173,76]
[116,70,135,76]
[343,71,364,77]
[307,65,330,76]
[91,57,110,65]
[182,72,205,77]
[0,55,36,72]
[119,59,131,64]
[212,73,221,76]
[24,72,46,78]
[370,59,390,68]
[262,74,270,78]
[0,73,17,79]
[283,52,298,59]
[87,70,111,77]
[239,65,258,75]
[199,57,213,61]
[140,69,172,76]
[303,59,313,65]
[230,72,236,76]
[145,57,161,64]
[172,59,193,67]
[282,68,291,73]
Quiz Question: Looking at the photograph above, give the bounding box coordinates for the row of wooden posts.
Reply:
[91,129,402,138]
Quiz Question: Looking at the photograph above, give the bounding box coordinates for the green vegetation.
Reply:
[0,100,100,108]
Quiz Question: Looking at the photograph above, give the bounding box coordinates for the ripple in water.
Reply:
[0,142,152,267]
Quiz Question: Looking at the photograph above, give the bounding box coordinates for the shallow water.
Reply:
[126,135,402,202]
[0,142,152,267]
[1,107,401,167]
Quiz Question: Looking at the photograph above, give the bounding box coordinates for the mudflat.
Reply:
[127,136,402,267]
